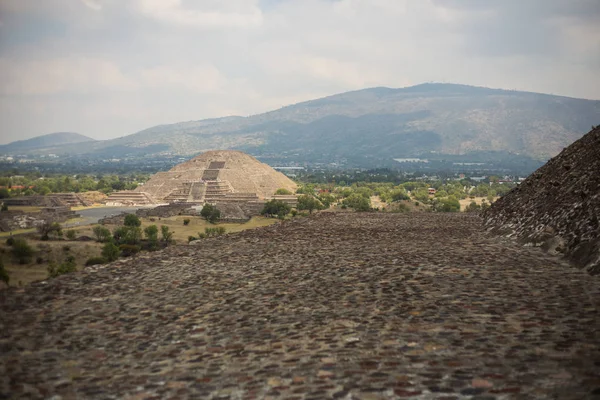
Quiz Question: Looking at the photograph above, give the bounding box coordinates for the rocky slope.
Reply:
[1,213,599,399]
[484,126,600,274]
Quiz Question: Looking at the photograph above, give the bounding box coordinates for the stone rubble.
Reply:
[1,212,599,399]
[484,126,600,274]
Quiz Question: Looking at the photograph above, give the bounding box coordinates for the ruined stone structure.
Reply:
[105,151,297,213]
[484,125,600,274]
[104,191,156,206]
[0,206,79,232]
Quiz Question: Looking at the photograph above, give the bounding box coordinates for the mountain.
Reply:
[5,84,600,164]
[0,132,96,154]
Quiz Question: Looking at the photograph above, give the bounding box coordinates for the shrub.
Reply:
[183,218,191,226]
[465,201,481,213]
[5,237,15,246]
[342,194,371,212]
[47,257,77,278]
[291,209,298,217]
[92,226,112,242]
[85,257,107,266]
[200,204,221,224]
[144,224,159,250]
[62,245,71,252]
[432,196,461,212]
[113,226,142,245]
[36,256,44,264]
[188,235,198,243]
[390,203,410,213]
[274,188,292,195]
[203,227,226,237]
[12,238,34,264]
[0,203,7,212]
[119,244,141,257]
[0,258,9,285]
[262,200,291,218]
[161,225,174,245]
[65,230,77,240]
[124,214,141,227]
[101,241,120,262]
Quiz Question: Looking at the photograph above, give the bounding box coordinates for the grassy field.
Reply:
[1,215,278,287]
[459,196,498,211]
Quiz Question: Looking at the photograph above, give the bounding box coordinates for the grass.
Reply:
[0,215,279,287]
[1,237,103,287]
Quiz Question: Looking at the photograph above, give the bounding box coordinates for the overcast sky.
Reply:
[0,0,599,144]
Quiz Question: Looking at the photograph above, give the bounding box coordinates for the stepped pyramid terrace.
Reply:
[104,151,297,208]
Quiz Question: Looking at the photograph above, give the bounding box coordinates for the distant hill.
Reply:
[6,84,600,165]
[0,132,96,153]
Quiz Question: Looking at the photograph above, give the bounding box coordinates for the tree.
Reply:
[274,188,292,195]
[342,194,371,212]
[0,188,9,199]
[101,241,120,262]
[200,204,221,224]
[124,214,141,227]
[144,224,159,250]
[12,238,34,264]
[297,195,323,214]
[113,226,142,245]
[37,221,62,241]
[0,203,7,212]
[161,225,174,245]
[92,226,112,242]
[262,200,291,218]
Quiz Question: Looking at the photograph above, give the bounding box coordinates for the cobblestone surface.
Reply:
[1,212,599,399]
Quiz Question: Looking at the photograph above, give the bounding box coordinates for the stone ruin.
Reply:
[105,150,298,219]
[0,206,79,232]
[484,125,600,274]
[3,193,91,208]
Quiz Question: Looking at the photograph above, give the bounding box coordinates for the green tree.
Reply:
[200,204,221,224]
[12,238,34,264]
[144,224,159,250]
[274,188,292,195]
[297,195,323,214]
[161,225,174,245]
[0,188,9,199]
[124,214,141,227]
[101,241,120,262]
[342,194,371,212]
[92,226,112,242]
[262,200,291,218]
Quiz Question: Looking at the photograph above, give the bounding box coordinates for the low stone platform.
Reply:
[1,213,599,399]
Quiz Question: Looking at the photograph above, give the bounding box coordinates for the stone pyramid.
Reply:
[136,150,297,203]
[484,125,600,274]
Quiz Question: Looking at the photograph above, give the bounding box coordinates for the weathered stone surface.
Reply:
[1,212,599,399]
[484,125,600,274]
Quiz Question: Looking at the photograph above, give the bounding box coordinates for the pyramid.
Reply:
[484,126,600,274]
[135,150,297,203]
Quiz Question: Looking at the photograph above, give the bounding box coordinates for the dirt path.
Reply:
[1,213,599,399]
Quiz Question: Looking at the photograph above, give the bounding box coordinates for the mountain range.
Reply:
[2,83,599,165]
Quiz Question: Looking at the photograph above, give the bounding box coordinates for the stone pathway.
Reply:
[1,212,599,399]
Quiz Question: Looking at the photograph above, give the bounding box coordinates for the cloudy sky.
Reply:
[0,0,599,144]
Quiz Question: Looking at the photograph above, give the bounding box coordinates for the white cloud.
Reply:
[0,57,134,95]
[81,0,102,11]
[136,0,263,28]
[0,0,599,143]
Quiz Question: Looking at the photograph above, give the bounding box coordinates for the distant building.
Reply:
[428,188,437,195]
